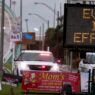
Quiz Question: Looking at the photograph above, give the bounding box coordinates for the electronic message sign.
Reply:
[63,4,95,48]
[16,32,35,44]
[22,32,35,44]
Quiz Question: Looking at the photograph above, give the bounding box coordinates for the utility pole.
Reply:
[39,26,42,50]
[42,23,44,50]
[12,1,16,13]
[53,3,56,28]
[20,0,22,32]
[57,11,59,58]
[47,20,49,29]
[0,0,5,74]
[67,0,70,3]
[60,3,62,17]
[0,0,5,90]
[25,19,29,32]
[10,0,12,8]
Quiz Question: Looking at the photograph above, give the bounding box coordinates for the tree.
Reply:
[44,28,56,50]
[44,24,63,63]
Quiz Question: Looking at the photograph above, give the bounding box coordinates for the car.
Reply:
[13,50,60,76]
[78,52,95,72]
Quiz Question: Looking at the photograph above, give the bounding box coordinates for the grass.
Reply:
[0,84,22,95]
[3,63,12,72]
[0,63,22,95]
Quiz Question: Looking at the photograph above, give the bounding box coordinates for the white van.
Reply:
[79,52,95,72]
[14,50,60,76]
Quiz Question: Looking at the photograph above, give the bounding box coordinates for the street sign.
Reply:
[11,32,21,42]
[11,22,22,42]
[63,4,95,48]
[21,32,35,44]
[15,32,36,45]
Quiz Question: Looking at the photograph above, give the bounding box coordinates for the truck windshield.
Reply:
[86,53,95,64]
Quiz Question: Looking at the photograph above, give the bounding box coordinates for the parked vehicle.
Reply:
[14,50,60,76]
[79,52,95,72]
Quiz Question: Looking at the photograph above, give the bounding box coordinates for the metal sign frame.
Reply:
[63,4,95,49]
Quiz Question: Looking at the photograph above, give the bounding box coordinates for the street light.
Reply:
[10,0,12,8]
[28,13,49,29]
[34,2,56,14]
[28,13,46,50]
[11,0,16,13]
[34,2,56,27]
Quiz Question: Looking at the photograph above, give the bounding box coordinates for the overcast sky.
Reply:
[5,0,65,36]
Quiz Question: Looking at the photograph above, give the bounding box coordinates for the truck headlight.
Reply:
[18,63,29,70]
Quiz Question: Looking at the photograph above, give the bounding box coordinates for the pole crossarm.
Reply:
[28,13,49,29]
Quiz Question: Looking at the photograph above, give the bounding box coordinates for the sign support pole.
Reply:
[12,42,15,72]
[70,51,73,72]
[0,0,5,90]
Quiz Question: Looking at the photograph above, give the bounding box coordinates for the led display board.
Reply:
[63,4,95,48]
[22,32,35,44]
[16,32,35,44]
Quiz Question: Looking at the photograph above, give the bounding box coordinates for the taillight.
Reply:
[40,53,50,56]
[56,59,61,64]
[41,65,46,69]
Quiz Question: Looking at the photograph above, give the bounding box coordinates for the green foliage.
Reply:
[4,63,12,72]
[0,84,22,95]
[45,25,63,62]
[45,28,56,50]
[0,84,59,95]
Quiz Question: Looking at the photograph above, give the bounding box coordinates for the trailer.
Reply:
[22,71,80,95]
[21,69,95,95]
